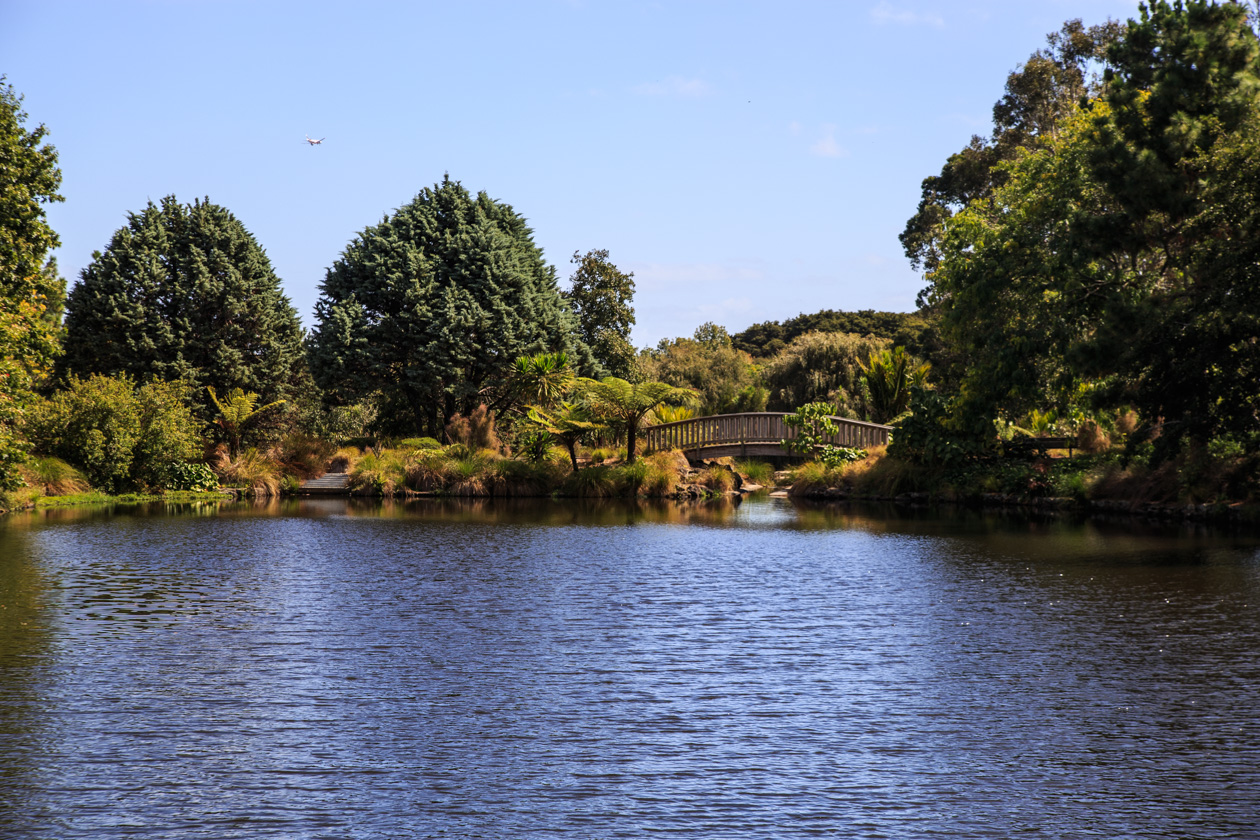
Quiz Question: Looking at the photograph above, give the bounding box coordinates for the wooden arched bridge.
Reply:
[643,412,892,460]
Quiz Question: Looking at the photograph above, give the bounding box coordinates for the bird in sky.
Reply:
[305,135,325,146]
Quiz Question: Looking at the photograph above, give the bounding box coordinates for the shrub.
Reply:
[327,447,361,473]
[399,437,442,450]
[25,374,201,493]
[818,445,866,467]
[349,450,406,495]
[158,461,219,492]
[561,465,616,497]
[274,434,335,479]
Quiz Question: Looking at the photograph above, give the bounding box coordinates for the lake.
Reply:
[1,496,1258,839]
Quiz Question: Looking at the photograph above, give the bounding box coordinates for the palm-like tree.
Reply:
[860,347,930,424]
[527,402,605,471]
[207,386,285,457]
[512,352,575,409]
[576,377,696,463]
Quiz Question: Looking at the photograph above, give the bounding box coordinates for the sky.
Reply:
[2,0,1145,347]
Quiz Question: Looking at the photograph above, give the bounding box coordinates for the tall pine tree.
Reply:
[62,196,309,415]
[309,176,593,435]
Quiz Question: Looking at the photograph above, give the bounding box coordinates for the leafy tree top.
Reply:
[0,78,64,488]
[564,249,636,379]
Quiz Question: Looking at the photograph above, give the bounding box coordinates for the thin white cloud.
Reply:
[788,120,803,136]
[632,76,712,98]
[870,1,944,28]
[810,125,848,158]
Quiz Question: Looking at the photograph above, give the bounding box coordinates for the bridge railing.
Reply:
[642,412,892,455]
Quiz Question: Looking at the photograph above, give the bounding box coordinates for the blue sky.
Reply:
[2,0,1143,346]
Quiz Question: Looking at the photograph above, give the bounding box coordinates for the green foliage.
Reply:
[781,402,840,457]
[900,18,1122,280]
[512,352,575,409]
[888,386,994,467]
[527,401,604,471]
[207,386,285,458]
[309,176,592,436]
[860,346,930,424]
[733,308,938,362]
[399,437,442,450]
[21,456,89,496]
[0,79,64,490]
[576,377,696,463]
[818,446,866,468]
[734,459,774,485]
[62,196,309,418]
[761,331,888,415]
[159,461,219,492]
[924,3,1260,455]
[639,330,766,416]
[25,374,201,493]
[564,249,636,378]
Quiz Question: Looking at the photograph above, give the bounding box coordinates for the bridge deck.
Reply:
[643,412,891,459]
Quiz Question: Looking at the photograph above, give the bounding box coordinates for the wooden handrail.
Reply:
[642,412,892,455]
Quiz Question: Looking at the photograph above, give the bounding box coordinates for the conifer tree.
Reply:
[62,197,309,416]
[309,176,594,435]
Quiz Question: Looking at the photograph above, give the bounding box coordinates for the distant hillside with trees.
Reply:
[731,309,937,361]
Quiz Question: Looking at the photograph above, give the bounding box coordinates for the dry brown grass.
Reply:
[20,457,92,496]
[211,445,282,496]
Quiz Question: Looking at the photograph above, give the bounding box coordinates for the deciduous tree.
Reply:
[564,249,636,378]
[0,79,64,488]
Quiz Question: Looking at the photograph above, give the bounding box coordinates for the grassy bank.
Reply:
[787,444,1260,521]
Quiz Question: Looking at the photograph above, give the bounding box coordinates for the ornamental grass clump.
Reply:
[788,460,848,497]
[734,459,774,485]
[20,457,91,496]
[698,465,737,493]
[274,434,336,480]
[349,449,407,495]
[212,446,282,496]
[326,447,362,473]
[561,465,617,497]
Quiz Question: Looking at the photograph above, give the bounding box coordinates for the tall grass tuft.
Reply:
[698,465,737,492]
[274,434,336,479]
[21,457,92,496]
[561,465,617,497]
[349,449,407,495]
[212,446,283,496]
[327,446,362,473]
[734,459,774,485]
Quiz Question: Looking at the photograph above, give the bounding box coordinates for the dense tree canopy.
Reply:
[732,308,935,362]
[925,0,1260,453]
[309,177,593,435]
[0,79,63,488]
[62,197,309,417]
[900,18,1124,284]
[564,249,635,379]
[639,324,766,415]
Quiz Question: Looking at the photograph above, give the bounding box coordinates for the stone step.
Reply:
[299,472,351,494]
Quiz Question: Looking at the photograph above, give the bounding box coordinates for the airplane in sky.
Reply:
[305,135,325,146]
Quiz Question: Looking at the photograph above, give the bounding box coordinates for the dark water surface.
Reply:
[1,496,1258,839]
